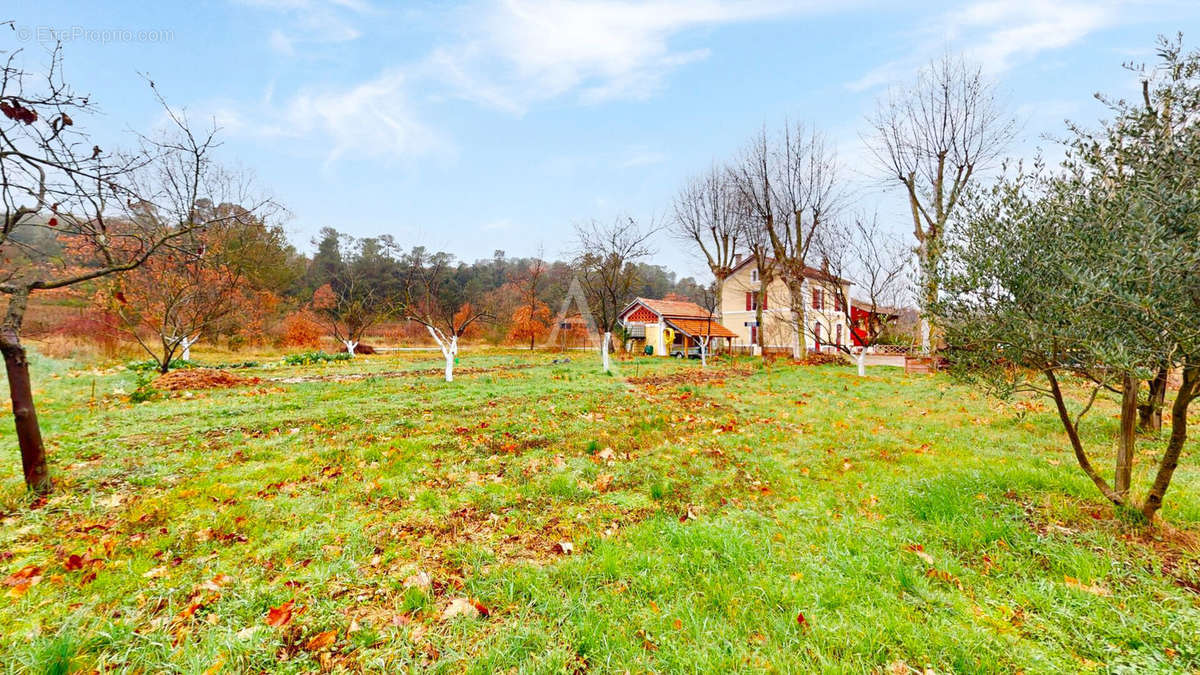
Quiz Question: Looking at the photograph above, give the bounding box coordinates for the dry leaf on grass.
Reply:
[1064,576,1111,596]
[441,597,479,621]
[305,629,337,651]
[403,570,432,591]
[265,600,297,627]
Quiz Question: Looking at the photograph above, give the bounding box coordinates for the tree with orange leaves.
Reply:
[98,205,284,372]
[508,301,551,349]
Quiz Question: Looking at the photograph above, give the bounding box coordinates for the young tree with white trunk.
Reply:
[402,247,490,382]
[865,53,1015,354]
[311,235,402,356]
[572,216,656,372]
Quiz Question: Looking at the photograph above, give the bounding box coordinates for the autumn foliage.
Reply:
[508,300,552,349]
[280,310,324,349]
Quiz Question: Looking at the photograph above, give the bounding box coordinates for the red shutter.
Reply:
[745,291,752,311]
[762,292,767,310]
[812,288,819,309]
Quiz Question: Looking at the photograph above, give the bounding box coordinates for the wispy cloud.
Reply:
[237,0,368,55]
[848,0,1122,91]
[425,0,850,113]
[209,70,449,166]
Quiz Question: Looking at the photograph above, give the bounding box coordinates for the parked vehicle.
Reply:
[671,345,702,359]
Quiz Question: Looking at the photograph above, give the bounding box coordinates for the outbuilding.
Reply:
[618,297,737,358]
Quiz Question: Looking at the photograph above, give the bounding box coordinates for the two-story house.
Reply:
[719,255,853,355]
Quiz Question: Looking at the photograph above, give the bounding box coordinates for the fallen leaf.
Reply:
[63,554,85,571]
[305,629,337,651]
[441,597,480,621]
[1064,576,1111,596]
[593,473,614,492]
[265,600,296,627]
[403,570,432,591]
[905,544,934,565]
[554,541,574,555]
[142,566,168,579]
[596,448,616,462]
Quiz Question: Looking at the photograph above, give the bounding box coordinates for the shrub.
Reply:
[280,310,323,349]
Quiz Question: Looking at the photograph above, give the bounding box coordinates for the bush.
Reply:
[280,311,323,349]
[283,351,351,366]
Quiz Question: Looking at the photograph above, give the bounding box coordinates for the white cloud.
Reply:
[237,0,367,54]
[848,0,1122,91]
[211,70,448,165]
[426,0,847,112]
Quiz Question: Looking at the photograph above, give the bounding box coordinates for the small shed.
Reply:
[618,297,737,357]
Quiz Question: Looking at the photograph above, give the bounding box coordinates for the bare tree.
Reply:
[572,216,656,371]
[0,42,241,492]
[403,247,490,382]
[732,122,843,358]
[732,201,776,362]
[811,214,912,375]
[671,165,739,320]
[865,53,1015,352]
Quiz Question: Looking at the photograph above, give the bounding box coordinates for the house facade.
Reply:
[719,256,853,354]
[619,297,737,357]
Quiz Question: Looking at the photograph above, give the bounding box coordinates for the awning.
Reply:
[665,318,737,339]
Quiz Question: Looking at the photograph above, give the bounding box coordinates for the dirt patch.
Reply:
[154,368,261,390]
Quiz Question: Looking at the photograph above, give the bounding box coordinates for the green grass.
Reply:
[1,349,1198,673]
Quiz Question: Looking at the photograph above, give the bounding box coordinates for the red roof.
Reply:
[728,256,850,284]
[666,317,737,339]
[628,297,713,319]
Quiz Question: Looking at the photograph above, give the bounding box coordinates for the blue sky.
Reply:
[7,1,1199,277]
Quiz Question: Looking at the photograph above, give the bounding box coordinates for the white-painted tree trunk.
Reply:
[444,335,457,383]
[180,335,199,362]
[856,348,867,376]
[699,337,709,368]
[343,339,358,356]
[601,332,611,372]
[920,318,931,355]
[426,325,457,382]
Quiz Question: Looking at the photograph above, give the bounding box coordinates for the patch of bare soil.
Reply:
[154,368,261,390]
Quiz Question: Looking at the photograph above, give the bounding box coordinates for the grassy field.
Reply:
[1,348,1199,673]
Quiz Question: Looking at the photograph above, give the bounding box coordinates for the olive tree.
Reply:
[933,39,1199,522]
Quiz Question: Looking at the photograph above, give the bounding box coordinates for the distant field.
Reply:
[1,349,1198,673]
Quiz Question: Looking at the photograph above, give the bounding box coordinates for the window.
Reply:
[835,323,843,346]
[750,269,759,283]
[749,324,758,345]
[746,292,765,311]
[812,288,823,310]
[833,293,843,312]
[813,322,821,346]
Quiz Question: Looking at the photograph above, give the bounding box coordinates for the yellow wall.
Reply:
[719,261,852,351]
